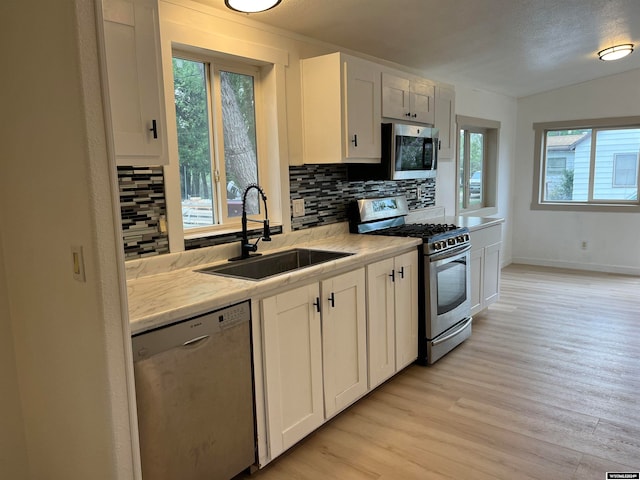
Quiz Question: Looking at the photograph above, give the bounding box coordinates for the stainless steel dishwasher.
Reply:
[132,300,255,480]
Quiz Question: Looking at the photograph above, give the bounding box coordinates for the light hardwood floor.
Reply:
[244,264,640,479]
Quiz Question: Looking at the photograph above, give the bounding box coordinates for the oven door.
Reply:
[425,244,471,339]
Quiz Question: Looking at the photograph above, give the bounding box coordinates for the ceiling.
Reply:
[192,0,640,98]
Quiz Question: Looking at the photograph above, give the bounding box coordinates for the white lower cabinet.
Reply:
[261,268,367,459]
[320,269,368,418]
[366,251,418,389]
[261,283,324,458]
[393,251,420,370]
[470,223,503,315]
[259,251,420,464]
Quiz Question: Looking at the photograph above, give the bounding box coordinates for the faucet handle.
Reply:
[263,219,272,241]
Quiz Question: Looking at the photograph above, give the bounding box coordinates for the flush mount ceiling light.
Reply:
[224,0,281,13]
[598,44,634,61]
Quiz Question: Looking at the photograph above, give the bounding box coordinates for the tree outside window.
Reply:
[173,56,261,230]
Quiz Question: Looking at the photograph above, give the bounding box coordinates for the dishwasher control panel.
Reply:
[132,300,251,362]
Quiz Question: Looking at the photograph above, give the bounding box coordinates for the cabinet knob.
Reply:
[313,297,321,313]
[351,134,358,147]
[328,292,335,308]
[398,266,405,279]
[389,270,395,282]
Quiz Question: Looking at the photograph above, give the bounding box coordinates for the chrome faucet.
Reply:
[232,184,271,261]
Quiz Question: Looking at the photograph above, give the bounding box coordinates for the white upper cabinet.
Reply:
[102,0,168,165]
[301,52,381,164]
[435,84,456,159]
[382,72,435,125]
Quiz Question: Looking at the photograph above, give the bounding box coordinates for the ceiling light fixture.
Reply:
[598,44,634,61]
[224,0,281,13]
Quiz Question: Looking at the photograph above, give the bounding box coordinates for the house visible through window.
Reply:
[172,54,262,231]
[538,125,640,205]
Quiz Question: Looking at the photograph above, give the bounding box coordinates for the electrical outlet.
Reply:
[292,198,305,217]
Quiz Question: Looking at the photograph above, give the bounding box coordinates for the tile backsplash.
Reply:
[118,166,168,260]
[118,164,436,259]
[289,164,435,230]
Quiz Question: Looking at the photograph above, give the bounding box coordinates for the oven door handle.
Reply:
[429,243,471,262]
[431,317,473,346]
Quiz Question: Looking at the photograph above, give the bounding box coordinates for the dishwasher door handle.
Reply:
[182,334,210,347]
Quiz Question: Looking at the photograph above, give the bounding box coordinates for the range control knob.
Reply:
[448,238,456,246]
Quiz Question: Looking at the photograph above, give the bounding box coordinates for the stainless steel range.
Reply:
[349,196,472,364]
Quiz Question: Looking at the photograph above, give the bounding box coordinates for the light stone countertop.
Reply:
[404,206,504,232]
[127,227,421,335]
[450,215,505,231]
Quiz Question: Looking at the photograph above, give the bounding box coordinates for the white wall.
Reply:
[0,1,135,479]
[514,69,640,274]
[435,85,518,265]
[0,238,28,479]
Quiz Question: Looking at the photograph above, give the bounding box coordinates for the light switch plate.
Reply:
[292,198,305,217]
[71,245,86,282]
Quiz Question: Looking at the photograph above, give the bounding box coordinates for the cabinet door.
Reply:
[435,85,455,159]
[470,248,483,316]
[262,284,324,457]
[381,72,411,120]
[301,53,380,164]
[410,79,435,125]
[344,58,382,160]
[321,268,368,418]
[102,0,167,165]
[366,258,396,389]
[483,242,502,307]
[394,250,419,370]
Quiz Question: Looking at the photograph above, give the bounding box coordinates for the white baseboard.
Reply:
[510,257,640,277]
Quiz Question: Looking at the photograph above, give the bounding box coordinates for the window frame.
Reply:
[532,116,640,212]
[459,126,487,212]
[456,115,500,216]
[171,49,268,238]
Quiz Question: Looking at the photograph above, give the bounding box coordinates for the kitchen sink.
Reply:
[197,248,354,280]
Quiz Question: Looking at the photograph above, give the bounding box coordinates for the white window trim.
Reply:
[160,15,290,253]
[456,115,500,216]
[531,116,640,212]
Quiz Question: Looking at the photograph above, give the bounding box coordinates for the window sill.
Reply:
[530,202,640,213]
[184,224,283,251]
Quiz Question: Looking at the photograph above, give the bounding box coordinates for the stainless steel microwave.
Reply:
[385,122,438,180]
[347,123,438,181]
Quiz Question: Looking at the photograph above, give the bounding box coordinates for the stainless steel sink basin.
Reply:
[197,248,354,280]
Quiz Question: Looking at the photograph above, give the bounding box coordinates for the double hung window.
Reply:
[172,54,263,232]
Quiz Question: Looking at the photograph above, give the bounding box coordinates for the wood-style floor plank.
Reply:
[243,264,640,479]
